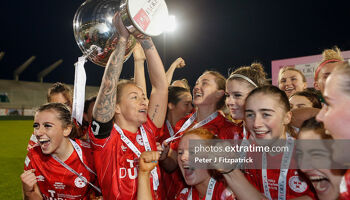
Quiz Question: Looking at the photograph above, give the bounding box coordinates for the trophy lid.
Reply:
[127,0,169,36]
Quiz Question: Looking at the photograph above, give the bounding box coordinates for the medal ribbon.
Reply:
[114,124,159,190]
[51,139,101,193]
[188,177,216,200]
[261,134,294,200]
[164,111,218,144]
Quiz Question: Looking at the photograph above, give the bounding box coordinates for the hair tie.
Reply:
[228,74,258,88]
[314,59,341,81]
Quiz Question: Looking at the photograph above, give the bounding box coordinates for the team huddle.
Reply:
[20,13,350,200]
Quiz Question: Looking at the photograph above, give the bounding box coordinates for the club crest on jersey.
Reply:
[74,175,87,188]
[288,176,307,193]
[136,135,144,146]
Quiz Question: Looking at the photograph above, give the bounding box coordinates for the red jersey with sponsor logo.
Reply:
[24,139,96,200]
[175,179,235,200]
[340,169,350,200]
[170,111,243,150]
[244,150,316,199]
[88,117,163,200]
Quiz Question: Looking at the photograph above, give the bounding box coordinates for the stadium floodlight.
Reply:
[162,15,177,32]
[164,15,177,32]
[13,56,36,81]
[37,59,63,83]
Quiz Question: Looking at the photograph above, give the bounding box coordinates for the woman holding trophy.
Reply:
[88,6,168,199]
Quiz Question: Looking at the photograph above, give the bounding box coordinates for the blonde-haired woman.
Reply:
[278,66,307,98]
[314,46,344,94]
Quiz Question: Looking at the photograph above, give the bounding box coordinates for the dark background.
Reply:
[1,0,349,88]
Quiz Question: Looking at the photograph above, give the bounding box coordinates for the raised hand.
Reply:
[139,151,160,174]
[20,169,37,193]
[156,141,170,161]
[171,57,186,69]
[113,12,129,40]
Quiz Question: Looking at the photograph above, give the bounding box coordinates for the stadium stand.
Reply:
[0,79,99,116]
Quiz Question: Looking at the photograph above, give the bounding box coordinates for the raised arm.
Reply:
[92,13,129,123]
[133,42,147,96]
[166,57,186,84]
[139,38,168,128]
[137,151,160,200]
[21,169,43,200]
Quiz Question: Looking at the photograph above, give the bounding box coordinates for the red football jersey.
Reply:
[244,150,316,199]
[89,117,163,200]
[24,139,97,200]
[158,122,188,200]
[169,111,243,150]
[340,169,350,200]
[175,179,235,200]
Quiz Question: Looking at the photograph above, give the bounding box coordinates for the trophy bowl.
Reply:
[73,0,137,67]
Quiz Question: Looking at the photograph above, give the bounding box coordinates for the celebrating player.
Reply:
[138,128,267,200]
[27,82,86,150]
[225,62,267,137]
[314,46,344,94]
[297,117,345,200]
[157,86,193,199]
[88,13,168,199]
[173,70,242,142]
[20,103,98,199]
[159,71,242,175]
[278,66,307,98]
[244,85,316,199]
[316,61,350,199]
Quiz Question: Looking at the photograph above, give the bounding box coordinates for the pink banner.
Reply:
[271,50,350,87]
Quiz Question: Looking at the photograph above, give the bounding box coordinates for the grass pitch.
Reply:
[0,120,33,199]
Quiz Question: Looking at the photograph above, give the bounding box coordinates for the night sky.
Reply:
[1,0,350,88]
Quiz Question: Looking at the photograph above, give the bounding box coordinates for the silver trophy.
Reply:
[73,0,169,67]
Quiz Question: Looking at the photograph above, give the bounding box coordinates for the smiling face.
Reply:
[169,92,193,119]
[33,109,71,156]
[314,62,339,94]
[245,93,291,145]
[289,95,313,109]
[316,74,350,139]
[298,129,343,200]
[225,79,254,120]
[193,73,223,108]
[178,134,211,186]
[116,84,148,127]
[279,70,307,98]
